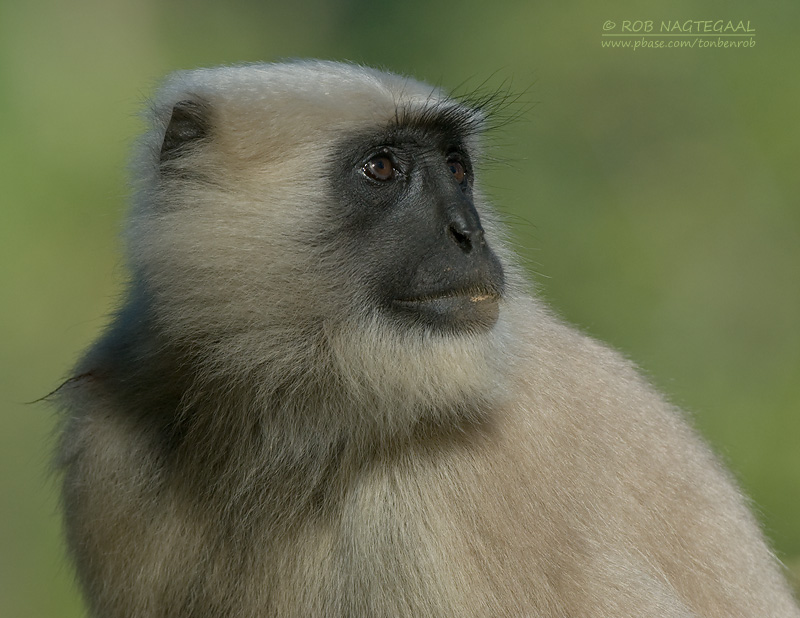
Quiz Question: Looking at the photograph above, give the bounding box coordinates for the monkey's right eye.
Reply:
[363,154,396,182]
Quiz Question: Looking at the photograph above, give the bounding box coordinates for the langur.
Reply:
[55,60,799,617]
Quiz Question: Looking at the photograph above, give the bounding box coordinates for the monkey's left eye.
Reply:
[363,154,396,181]
[447,158,467,184]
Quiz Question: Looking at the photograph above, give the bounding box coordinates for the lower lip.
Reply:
[391,293,500,332]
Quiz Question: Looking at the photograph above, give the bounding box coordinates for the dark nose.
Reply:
[446,200,485,254]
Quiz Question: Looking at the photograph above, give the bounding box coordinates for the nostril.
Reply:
[445,199,486,254]
[448,223,473,253]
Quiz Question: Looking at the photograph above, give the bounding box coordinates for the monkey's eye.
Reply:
[363,154,396,181]
[447,158,467,184]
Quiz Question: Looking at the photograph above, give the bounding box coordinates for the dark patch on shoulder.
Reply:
[64,285,192,460]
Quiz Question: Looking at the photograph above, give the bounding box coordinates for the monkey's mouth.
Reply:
[390,289,501,332]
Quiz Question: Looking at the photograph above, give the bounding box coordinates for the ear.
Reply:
[160,99,211,163]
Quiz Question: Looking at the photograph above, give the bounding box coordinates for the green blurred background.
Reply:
[1,0,798,615]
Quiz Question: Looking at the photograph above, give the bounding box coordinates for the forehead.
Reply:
[155,61,483,156]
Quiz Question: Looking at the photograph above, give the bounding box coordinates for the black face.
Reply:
[327,109,505,334]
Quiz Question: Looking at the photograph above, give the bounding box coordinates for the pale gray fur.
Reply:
[56,60,799,617]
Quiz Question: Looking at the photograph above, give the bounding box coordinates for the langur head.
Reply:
[126,61,527,435]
